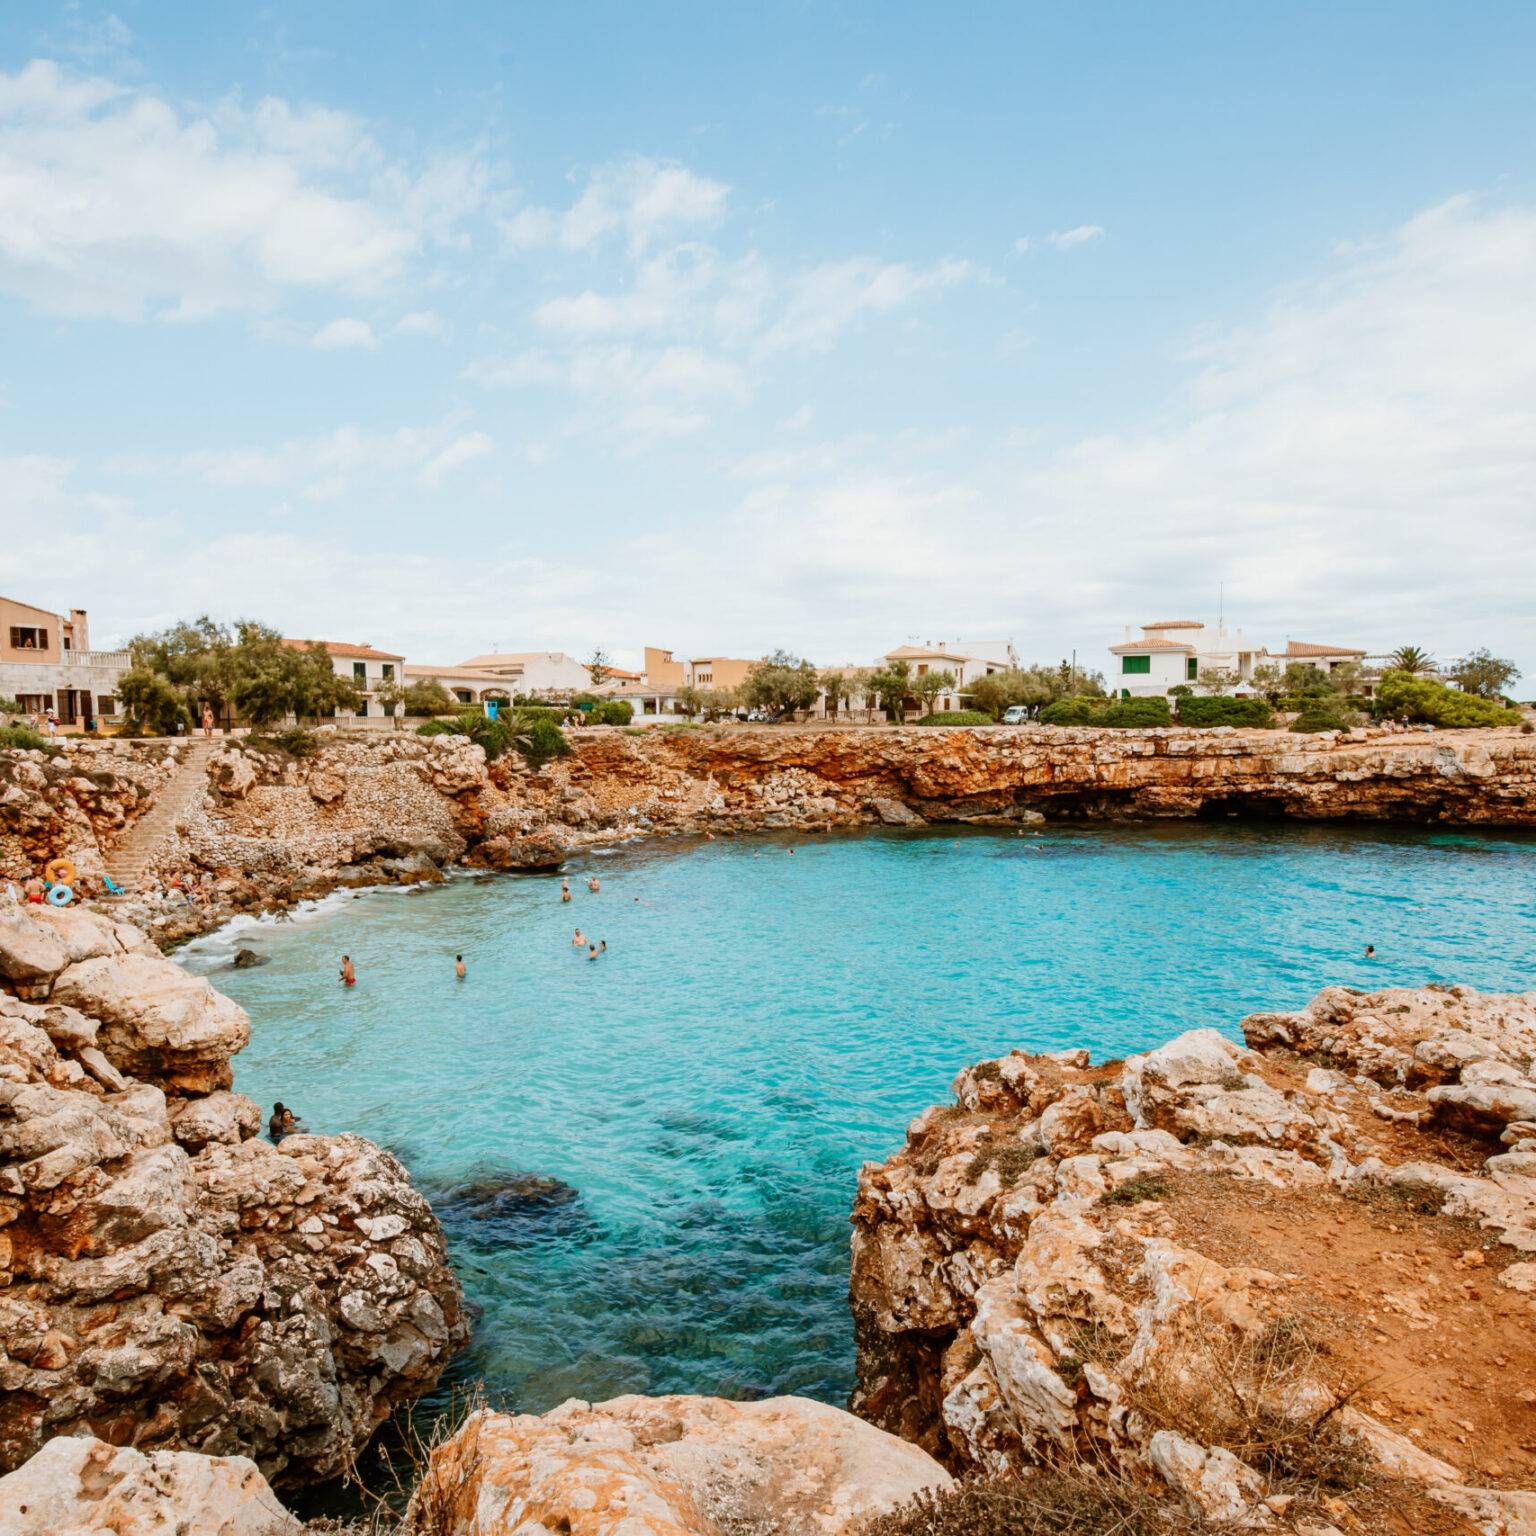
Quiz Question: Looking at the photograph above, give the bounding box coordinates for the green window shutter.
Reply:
[1187,657,1198,680]
[1121,655,1151,675]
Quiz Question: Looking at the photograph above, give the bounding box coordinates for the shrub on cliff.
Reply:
[0,723,47,751]
[1175,696,1276,728]
[917,710,993,726]
[516,717,572,767]
[1040,697,1171,728]
[1375,671,1521,728]
[1290,700,1357,733]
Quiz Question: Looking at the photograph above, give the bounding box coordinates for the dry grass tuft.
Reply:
[861,1463,1221,1536]
[1127,1313,1369,1497]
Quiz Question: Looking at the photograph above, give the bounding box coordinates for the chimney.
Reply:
[69,608,89,652]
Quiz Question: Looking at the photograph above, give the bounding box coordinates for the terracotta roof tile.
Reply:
[283,638,404,661]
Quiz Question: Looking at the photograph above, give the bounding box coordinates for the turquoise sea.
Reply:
[180,823,1534,1415]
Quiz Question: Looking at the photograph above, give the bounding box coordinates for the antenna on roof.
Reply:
[1218,581,1224,630]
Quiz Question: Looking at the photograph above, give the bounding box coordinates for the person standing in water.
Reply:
[268,1102,299,1142]
[340,955,356,987]
[561,878,572,903]
[455,954,466,980]
[588,874,601,892]
[572,928,586,946]
[1364,944,1376,960]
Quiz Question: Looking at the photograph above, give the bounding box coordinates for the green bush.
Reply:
[511,706,565,728]
[518,717,571,767]
[416,719,458,737]
[1376,671,1521,728]
[1291,701,1356,733]
[1040,697,1171,728]
[591,699,634,726]
[917,710,993,726]
[274,728,320,758]
[1175,696,1276,728]
[0,723,47,751]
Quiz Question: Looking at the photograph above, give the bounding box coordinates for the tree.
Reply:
[741,650,821,718]
[1249,663,1285,704]
[675,685,737,721]
[402,677,455,715]
[819,668,860,719]
[1389,645,1435,675]
[912,668,956,717]
[117,668,192,735]
[1448,648,1519,700]
[1196,665,1238,696]
[867,660,913,723]
[586,648,612,688]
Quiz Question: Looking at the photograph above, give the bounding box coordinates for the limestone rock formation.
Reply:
[0,1433,301,1535]
[0,904,467,1487]
[406,1395,951,1536]
[850,984,1536,1531]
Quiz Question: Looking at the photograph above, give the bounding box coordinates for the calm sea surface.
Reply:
[179,823,1534,1414]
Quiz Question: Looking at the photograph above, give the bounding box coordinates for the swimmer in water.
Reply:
[560,878,572,903]
[455,954,466,980]
[340,955,356,987]
[588,875,600,892]
[599,939,607,954]
[1364,944,1376,959]
[572,928,586,946]
[588,944,598,960]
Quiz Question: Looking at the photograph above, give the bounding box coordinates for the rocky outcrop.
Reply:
[850,984,1536,1531]
[0,903,467,1487]
[0,1433,301,1535]
[406,1395,951,1536]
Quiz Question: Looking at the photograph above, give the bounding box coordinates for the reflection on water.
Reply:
[180,823,1535,1413]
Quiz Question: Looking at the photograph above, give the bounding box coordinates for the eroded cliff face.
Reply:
[2,724,1533,944]
[848,985,1536,1532]
[0,903,467,1487]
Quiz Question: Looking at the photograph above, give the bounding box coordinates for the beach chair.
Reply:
[104,875,126,895]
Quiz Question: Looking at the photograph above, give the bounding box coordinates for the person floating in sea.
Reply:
[588,874,601,893]
[572,927,586,946]
[455,953,466,980]
[560,878,572,903]
[340,955,357,987]
[588,944,599,960]
[1364,944,1376,960]
[268,1102,300,1142]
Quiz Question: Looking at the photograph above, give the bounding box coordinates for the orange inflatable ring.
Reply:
[45,858,77,886]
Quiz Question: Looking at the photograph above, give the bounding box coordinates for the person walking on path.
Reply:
[201,703,215,739]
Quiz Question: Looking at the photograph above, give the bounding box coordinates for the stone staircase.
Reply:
[106,740,218,891]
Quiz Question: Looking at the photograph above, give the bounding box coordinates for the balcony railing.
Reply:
[53,650,131,668]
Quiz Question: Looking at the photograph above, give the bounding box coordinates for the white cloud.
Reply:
[395,309,447,337]
[758,257,974,354]
[1011,236,1032,255]
[501,155,728,255]
[129,421,497,502]
[1047,225,1104,250]
[311,317,377,350]
[0,59,484,320]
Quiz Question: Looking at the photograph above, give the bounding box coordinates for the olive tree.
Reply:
[912,668,956,717]
[741,650,821,718]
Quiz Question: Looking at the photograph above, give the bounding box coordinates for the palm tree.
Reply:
[1388,645,1434,675]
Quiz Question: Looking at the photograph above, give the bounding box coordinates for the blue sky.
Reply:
[1,2,1533,681]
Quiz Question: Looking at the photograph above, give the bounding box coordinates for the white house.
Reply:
[878,640,1019,713]
[283,639,404,720]
[1109,622,1370,699]
[453,651,593,698]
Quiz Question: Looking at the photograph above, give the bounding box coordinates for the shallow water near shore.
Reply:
[180,822,1534,1428]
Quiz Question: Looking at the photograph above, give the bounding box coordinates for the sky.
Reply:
[1,2,1533,682]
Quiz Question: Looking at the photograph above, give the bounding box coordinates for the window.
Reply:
[1187,658,1199,680]
[98,696,117,716]
[353,661,367,686]
[9,626,48,651]
[381,663,395,681]
[1121,655,1151,674]
[17,693,52,712]
[357,698,369,716]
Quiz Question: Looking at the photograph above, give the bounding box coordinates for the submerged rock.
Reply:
[0,904,468,1488]
[230,946,267,968]
[0,1434,301,1535]
[406,1394,951,1536]
[432,1170,597,1249]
